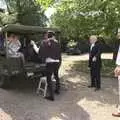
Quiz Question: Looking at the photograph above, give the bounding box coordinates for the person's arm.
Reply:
[116,46,120,65]
[17,40,21,47]
[114,46,120,77]
[92,44,101,62]
[16,40,21,52]
[31,40,39,54]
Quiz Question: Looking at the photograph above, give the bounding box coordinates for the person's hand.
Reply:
[114,66,120,77]
[31,40,35,46]
[92,57,96,62]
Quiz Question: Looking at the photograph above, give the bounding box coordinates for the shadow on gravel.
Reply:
[0,55,117,120]
[0,78,91,120]
[0,74,91,120]
[61,68,118,107]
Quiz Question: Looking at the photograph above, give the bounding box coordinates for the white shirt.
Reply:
[116,45,120,65]
[31,40,39,53]
[7,40,21,57]
[46,57,60,63]
[90,43,95,51]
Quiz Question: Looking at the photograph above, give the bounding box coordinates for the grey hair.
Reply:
[90,35,98,41]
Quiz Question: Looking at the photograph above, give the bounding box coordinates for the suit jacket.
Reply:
[39,39,61,63]
[113,39,120,61]
[89,41,102,68]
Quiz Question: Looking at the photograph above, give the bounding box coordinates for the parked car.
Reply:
[66,47,81,55]
[66,41,89,55]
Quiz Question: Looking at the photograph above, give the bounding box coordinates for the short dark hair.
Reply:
[48,32,55,38]
[7,32,18,37]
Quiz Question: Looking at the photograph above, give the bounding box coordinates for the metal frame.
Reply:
[5,32,8,58]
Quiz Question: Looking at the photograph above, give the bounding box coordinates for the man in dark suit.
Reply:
[113,38,120,61]
[112,34,120,117]
[88,35,102,91]
[39,31,61,101]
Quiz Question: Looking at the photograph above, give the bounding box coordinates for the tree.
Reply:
[0,12,16,25]
[51,0,120,42]
[36,0,55,9]
[0,0,47,26]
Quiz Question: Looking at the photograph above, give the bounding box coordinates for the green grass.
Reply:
[71,59,116,77]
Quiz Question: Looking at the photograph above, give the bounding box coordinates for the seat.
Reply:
[6,57,24,76]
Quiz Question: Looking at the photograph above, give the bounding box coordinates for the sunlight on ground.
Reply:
[60,113,69,119]
[0,108,13,120]
[50,113,69,120]
[101,53,113,59]
[63,53,113,61]
[67,77,81,83]
[77,98,103,109]
[77,98,118,120]
[50,116,63,120]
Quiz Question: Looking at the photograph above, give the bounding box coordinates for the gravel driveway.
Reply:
[0,53,119,120]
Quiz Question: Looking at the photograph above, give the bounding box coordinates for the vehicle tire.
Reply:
[0,75,10,88]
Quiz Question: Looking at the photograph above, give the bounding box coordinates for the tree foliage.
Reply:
[51,0,120,41]
[0,0,47,26]
[36,0,55,9]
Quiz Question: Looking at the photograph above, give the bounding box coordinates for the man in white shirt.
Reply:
[112,45,120,117]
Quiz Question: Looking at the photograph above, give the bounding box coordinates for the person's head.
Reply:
[7,33,19,42]
[48,31,55,39]
[89,35,98,44]
[43,32,48,40]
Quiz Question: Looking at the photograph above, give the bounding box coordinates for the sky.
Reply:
[0,0,7,9]
[0,0,55,18]
[45,7,55,18]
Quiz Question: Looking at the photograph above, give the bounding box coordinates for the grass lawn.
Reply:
[69,59,116,77]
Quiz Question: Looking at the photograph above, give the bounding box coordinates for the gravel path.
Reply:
[0,53,119,120]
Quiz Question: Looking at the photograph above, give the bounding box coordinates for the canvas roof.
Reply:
[1,24,60,34]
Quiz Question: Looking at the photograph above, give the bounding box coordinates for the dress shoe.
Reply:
[55,89,60,95]
[94,88,100,91]
[88,85,95,88]
[45,96,54,101]
[112,112,120,117]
